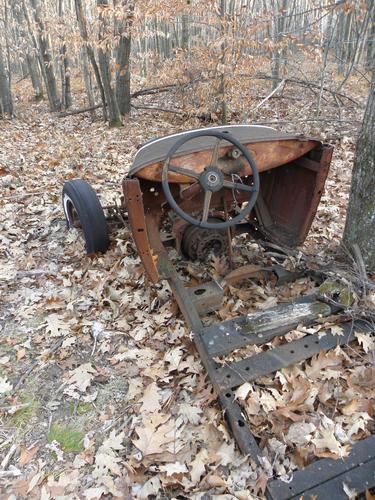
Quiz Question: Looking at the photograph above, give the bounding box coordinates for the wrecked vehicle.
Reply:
[62,125,375,498]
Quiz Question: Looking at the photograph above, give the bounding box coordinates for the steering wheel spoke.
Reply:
[201,190,212,223]
[209,139,221,167]
[169,165,200,180]
[223,180,257,193]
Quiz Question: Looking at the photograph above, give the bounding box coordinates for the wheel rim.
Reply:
[63,194,81,229]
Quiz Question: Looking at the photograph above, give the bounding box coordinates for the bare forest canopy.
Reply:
[0,0,374,126]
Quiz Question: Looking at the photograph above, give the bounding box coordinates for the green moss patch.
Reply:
[48,424,84,453]
[69,402,92,416]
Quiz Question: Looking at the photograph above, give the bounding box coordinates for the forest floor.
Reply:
[0,73,374,499]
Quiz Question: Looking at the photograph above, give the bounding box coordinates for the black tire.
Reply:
[62,179,110,254]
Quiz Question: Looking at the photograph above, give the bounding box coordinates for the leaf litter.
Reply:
[0,76,374,498]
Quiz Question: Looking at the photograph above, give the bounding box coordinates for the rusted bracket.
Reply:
[122,178,160,283]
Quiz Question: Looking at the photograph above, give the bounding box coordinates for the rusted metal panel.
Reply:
[254,144,333,247]
[122,178,160,283]
[188,281,224,314]
[132,138,319,184]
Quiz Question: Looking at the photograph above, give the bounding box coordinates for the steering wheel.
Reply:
[161,130,260,230]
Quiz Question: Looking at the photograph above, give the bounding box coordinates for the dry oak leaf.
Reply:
[312,427,351,458]
[93,452,122,477]
[305,350,343,380]
[133,415,174,457]
[139,382,161,413]
[136,476,161,500]
[164,347,184,372]
[355,332,374,353]
[19,444,40,467]
[160,461,188,476]
[178,402,202,425]
[286,422,316,447]
[66,363,97,392]
[189,448,208,486]
[201,472,226,488]
[45,314,71,337]
[92,431,125,478]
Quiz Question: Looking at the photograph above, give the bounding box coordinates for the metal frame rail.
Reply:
[146,222,375,499]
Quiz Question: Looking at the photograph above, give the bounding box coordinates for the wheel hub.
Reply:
[181,219,229,260]
[199,166,224,193]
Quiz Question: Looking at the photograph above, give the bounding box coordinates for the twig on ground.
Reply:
[0,190,55,201]
[131,104,186,115]
[248,79,286,118]
[1,444,18,469]
[58,103,102,118]
[253,119,361,125]
[241,74,361,106]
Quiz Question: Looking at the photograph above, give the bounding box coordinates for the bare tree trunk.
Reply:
[0,44,13,117]
[181,14,189,50]
[75,0,107,121]
[97,0,122,127]
[29,0,61,111]
[13,0,44,100]
[27,54,43,100]
[343,68,375,270]
[115,0,132,116]
[58,0,72,108]
[365,1,375,70]
[271,0,287,91]
[80,47,96,117]
[219,0,227,124]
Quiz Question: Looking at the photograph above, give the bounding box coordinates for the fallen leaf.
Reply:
[19,444,40,467]
[160,461,188,476]
[178,403,202,425]
[66,363,97,392]
[139,382,161,413]
[136,476,160,499]
[355,332,374,353]
[189,449,207,485]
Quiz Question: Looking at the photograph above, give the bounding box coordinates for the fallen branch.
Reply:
[130,83,179,99]
[58,103,102,118]
[250,79,286,114]
[16,73,30,84]
[0,190,56,201]
[241,74,361,106]
[16,269,57,279]
[131,104,186,115]
[253,118,361,125]
[131,104,213,122]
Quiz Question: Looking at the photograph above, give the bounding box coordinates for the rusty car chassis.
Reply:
[62,125,375,499]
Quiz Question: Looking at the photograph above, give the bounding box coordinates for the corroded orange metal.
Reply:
[122,178,160,283]
[134,138,318,183]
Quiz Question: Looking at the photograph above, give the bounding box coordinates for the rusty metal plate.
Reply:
[188,281,224,315]
[122,178,159,283]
